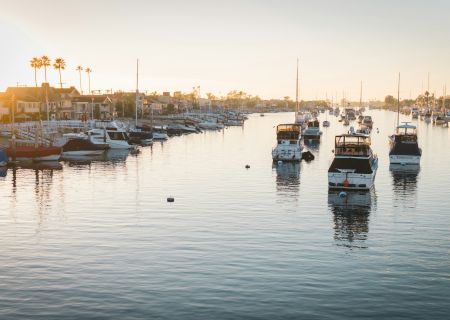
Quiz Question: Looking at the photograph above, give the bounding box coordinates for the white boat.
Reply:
[152,131,169,140]
[328,134,378,190]
[272,124,303,162]
[389,122,421,165]
[303,119,322,141]
[198,121,224,130]
[88,128,133,149]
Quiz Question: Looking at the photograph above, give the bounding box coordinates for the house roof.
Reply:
[72,95,112,103]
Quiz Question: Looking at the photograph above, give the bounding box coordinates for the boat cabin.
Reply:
[334,134,371,157]
[276,124,301,142]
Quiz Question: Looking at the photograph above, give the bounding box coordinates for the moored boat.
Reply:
[328,133,378,190]
[389,122,421,165]
[62,137,109,156]
[303,119,322,141]
[6,145,61,162]
[272,124,303,162]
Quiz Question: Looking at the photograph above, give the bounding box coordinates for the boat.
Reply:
[389,74,422,165]
[128,130,153,146]
[197,120,224,130]
[0,149,7,166]
[303,119,322,141]
[411,107,419,119]
[328,133,378,190]
[272,124,303,162]
[433,112,446,125]
[62,137,108,156]
[322,120,330,127]
[389,122,421,165]
[88,128,133,149]
[362,115,373,129]
[6,145,61,161]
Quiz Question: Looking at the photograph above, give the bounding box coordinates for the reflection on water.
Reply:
[390,164,420,203]
[0,167,7,177]
[273,162,300,196]
[328,190,376,249]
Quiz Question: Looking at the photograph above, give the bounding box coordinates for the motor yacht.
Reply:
[272,124,303,162]
[362,115,373,129]
[389,122,421,165]
[328,133,378,190]
[62,137,109,156]
[302,119,322,141]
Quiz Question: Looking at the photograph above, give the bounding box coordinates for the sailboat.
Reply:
[389,73,422,165]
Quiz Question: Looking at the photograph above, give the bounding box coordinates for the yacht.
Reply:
[362,115,373,129]
[302,119,322,141]
[272,124,303,162]
[389,122,421,165]
[88,128,133,149]
[328,133,378,190]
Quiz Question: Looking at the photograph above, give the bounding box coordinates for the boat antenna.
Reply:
[135,58,139,127]
[397,72,401,127]
[296,57,299,113]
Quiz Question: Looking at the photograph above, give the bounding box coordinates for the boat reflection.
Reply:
[390,164,420,202]
[0,166,7,177]
[328,190,376,249]
[273,162,300,196]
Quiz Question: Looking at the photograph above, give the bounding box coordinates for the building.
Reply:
[71,95,114,120]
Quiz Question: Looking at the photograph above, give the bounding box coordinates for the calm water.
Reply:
[1,110,449,319]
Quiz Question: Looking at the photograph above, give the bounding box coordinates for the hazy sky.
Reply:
[1,0,449,100]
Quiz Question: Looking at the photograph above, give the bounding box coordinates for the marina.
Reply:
[1,110,450,318]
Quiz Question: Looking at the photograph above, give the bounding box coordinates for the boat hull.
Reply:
[62,150,105,156]
[6,146,61,162]
[389,155,421,165]
[328,171,376,190]
[272,146,302,162]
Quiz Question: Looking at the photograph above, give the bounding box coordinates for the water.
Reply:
[1,110,449,319]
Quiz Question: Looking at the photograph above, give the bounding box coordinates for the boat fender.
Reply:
[245,164,250,169]
[339,191,347,198]
[167,197,175,203]
[277,160,283,165]
[343,179,349,187]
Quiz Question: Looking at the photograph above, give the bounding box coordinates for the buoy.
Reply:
[339,191,347,198]
[277,160,283,165]
[167,197,175,202]
[245,165,250,169]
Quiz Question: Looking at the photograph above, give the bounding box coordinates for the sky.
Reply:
[0,0,449,100]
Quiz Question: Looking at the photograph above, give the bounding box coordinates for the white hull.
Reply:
[152,133,169,140]
[62,150,105,156]
[389,155,420,165]
[272,146,302,162]
[328,171,376,190]
[106,141,133,149]
[14,154,61,162]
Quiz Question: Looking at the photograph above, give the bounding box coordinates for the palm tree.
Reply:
[30,57,42,87]
[85,68,92,94]
[76,66,83,94]
[40,56,51,83]
[53,58,66,88]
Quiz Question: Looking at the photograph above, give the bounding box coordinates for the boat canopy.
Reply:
[276,124,301,140]
[396,122,417,134]
[334,134,371,157]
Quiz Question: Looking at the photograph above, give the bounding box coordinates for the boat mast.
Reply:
[397,72,401,127]
[296,58,299,114]
[135,58,139,127]
[359,80,362,110]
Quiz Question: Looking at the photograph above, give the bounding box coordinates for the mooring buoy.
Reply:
[167,197,175,202]
[245,165,250,169]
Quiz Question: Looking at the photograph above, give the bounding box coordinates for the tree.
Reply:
[76,66,83,94]
[40,56,51,83]
[30,57,42,87]
[384,95,396,108]
[53,58,66,88]
[85,68,92,94]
